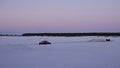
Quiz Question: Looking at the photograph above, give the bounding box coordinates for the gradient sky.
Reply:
[0,0,120,34]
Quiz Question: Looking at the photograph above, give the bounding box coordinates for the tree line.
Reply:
[22,33,120,36]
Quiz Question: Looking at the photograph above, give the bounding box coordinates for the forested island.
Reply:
[22,33,120,36]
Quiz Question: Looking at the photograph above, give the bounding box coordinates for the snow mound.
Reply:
[88,39,111,42]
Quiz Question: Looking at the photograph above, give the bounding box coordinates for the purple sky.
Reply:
[0,0,120,34]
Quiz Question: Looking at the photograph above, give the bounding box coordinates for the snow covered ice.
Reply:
[0,36,120,68]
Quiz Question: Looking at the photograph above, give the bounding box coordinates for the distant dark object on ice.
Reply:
[39,41,51,45]
[106,39,111,41]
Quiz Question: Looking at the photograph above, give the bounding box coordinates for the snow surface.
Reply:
[0,36,120,68]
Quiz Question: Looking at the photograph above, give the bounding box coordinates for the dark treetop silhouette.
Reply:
[22,32,120,37]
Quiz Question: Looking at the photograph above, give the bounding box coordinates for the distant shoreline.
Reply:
[0,32,120,37]
[0,34,22,36]
[22,33,120,37]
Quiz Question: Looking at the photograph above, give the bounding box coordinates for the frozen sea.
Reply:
[0,36,120,68]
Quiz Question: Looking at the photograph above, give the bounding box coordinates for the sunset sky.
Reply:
[0,0,120,34]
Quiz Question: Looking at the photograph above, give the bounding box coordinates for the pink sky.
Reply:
[0,0,120,34]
